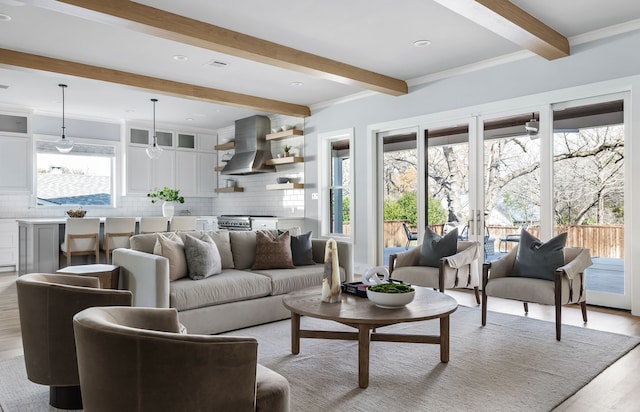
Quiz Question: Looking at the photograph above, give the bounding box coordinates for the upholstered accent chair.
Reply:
[482,246,593,340]
[73,306,291,412]
[389,240,482,304]
[16,273,132,409]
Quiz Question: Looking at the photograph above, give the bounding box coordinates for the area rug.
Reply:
[0,306,638,412]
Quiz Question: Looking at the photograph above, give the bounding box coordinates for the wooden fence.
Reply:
[345,221,624,258]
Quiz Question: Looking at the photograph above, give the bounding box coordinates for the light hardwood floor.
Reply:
[1,270,639,411]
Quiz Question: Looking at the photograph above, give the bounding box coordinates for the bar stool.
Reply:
[170,216,197,232]
[139,217,169,234]
[102,217,136,263]
[61,218,100,266]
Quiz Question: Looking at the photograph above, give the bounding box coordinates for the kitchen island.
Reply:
[16,216,218,275]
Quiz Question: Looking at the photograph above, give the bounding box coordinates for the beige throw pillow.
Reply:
[153,232,188,281]
[206,230,234,269]
[252,231,295,270]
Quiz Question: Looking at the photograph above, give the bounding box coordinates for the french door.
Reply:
[419,94,628,309]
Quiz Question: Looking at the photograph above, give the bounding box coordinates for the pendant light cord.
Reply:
[151,98,158,147]
[59,84,67,138]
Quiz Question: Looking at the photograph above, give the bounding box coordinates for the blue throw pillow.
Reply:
[418,227,458,267]
[512,230,567,281]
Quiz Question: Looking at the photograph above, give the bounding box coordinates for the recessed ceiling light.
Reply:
[0,84,9,90]
[290,81,304,87]
[124,109,135,113]
[172,55,188,62]
[185,117,193,121]
[413,39,432,47]
[0,0,26,6]
[0,13,12,21]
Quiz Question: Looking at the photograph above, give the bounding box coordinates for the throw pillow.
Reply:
[418,227,458,267]
[206,230,234,269]
[512,230,567,281]
[252,231,295,270]
[278,230,316,266]
[183,233,222,280]
[153,232,187,281]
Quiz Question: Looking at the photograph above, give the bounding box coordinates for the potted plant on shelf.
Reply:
[147,187,185,218]
[282,144,292,158]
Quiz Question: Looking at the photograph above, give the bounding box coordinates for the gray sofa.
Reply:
[112,230,353,334]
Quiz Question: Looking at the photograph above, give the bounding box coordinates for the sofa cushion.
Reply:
[184,234,222,280]
[169,270,272,311]
[253,264,337,295]
[252,231,295,270]
[153,232,187,281]
[418,227,458,267]
[512,230,567,281]
[206,230,234,269]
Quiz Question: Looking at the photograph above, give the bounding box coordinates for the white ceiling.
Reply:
[1,0,639,131]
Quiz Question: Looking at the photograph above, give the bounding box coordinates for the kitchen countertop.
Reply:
[15,216,218,225]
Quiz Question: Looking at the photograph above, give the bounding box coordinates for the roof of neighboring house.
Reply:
[37,174,111,205]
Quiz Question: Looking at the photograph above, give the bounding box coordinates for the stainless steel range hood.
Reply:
[221,115,275,175]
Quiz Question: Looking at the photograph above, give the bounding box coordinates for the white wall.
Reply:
[303,29,640,314]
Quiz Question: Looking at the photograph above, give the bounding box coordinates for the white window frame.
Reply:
[32,134,121,209]
[318,128,354,239]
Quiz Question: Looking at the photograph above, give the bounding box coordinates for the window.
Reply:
[36,141,116,207]
[319,129,353,237]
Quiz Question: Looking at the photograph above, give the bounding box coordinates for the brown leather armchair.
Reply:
[16,273,132,409]
[389,240,482,304]
[73,306,291,412]
[482,246,592,340]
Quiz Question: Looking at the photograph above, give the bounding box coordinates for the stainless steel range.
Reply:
[217,215,278,231]
[217,215,251,231]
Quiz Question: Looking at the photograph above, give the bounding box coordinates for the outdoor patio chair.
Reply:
[402,222,418,249]
[482,234,593,340]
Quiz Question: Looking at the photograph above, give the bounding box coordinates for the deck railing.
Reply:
[344,221,624,259]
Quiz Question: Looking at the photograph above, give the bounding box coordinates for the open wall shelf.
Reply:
[266,156,304,166]
[266,129,303,141]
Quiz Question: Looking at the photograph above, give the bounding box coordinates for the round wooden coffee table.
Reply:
[282,286,458,388]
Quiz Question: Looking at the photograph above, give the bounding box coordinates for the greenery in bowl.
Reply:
[368,283,414,293]
[147,187,185,204]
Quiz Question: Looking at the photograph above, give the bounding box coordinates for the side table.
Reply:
[57,264,120,289]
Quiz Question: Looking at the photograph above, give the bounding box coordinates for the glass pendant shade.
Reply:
[55,84,74,153]
[146,141,163,159]
[146,98,162,159]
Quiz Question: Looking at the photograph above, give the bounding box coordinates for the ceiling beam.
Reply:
[31,0,408,96]
[433,0,569,60]
[0,48,311,117]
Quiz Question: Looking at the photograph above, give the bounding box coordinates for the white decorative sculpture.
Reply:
[321,238,342,303]
[362,266,390,285]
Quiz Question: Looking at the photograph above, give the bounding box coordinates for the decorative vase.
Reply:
[284,152,290,157]
[162,201,175,218]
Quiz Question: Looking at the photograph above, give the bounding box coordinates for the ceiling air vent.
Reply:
[206,60,229,68]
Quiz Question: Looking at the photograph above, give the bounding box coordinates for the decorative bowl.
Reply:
[366,284,415,309]
[277,177,291,184]
[66,209,86,218]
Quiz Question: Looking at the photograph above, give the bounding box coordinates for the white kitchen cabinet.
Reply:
[176,150,198,196]
[0,136,31,193]
[0,220,18,271]
[196,216,218,231]
[152,151,175,191]
[126,146,152,193]
[197,152,218,196]
[18,220,60,274]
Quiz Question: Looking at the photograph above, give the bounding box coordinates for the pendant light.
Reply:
[54,84,74,153]
[146,98,163,159]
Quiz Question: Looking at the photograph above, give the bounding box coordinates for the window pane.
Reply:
[329,140,350,235]
[36,143,114,206]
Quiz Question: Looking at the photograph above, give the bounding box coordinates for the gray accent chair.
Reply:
[16,273,132,409]
[389,240,482,304]
[73,306,291,412]
[482,246,593,340]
